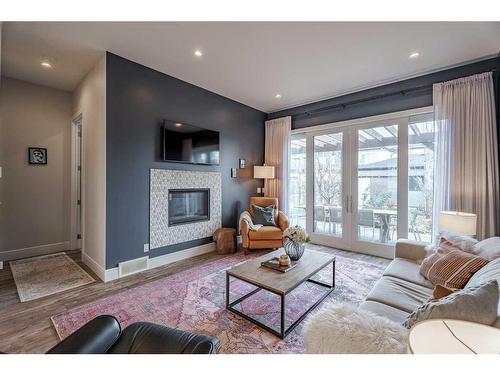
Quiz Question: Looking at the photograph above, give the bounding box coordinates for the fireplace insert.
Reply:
[168,188,210,226]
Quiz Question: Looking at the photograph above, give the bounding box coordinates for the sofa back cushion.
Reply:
[420,241,489,289]
[473,237,500,261]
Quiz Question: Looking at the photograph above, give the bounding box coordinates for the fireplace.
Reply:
[168,188,210,226]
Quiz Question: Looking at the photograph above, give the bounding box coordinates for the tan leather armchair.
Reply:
[239,197,289,254]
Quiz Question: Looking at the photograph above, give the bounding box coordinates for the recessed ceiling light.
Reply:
[194,50,203,57]
[175,123,183,127]
[409,52,420,59]
[40,59,53,69]
[275,94,282,99]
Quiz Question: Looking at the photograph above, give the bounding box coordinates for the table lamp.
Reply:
[253,165,275,195]
[439,211,477,237]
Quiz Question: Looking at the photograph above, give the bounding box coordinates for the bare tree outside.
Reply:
[314,150,342,206]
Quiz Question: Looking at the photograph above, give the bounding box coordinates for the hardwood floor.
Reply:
[0,245,389,354]
[0,249,232,353]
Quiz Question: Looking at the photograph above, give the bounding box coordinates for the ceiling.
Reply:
[2,22,499,113]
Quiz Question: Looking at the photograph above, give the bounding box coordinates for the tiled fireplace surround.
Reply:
[149,169,222,249]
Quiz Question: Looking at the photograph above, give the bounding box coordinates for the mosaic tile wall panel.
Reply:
[150,169,222,249]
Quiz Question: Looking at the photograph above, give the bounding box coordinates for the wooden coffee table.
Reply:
[226,249,335,338]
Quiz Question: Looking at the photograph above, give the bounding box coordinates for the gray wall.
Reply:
[106,53,266,269]
[0,77,72,258]
[269,57,500,129]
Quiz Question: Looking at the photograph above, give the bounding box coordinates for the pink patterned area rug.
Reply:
[51,251,385,353]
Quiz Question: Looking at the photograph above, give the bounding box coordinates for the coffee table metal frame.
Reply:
[225,258,335,339]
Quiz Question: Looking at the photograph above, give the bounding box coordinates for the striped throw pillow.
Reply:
[420,240,489,289]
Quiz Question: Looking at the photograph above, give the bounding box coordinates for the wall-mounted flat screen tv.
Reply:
[162,120,220,165]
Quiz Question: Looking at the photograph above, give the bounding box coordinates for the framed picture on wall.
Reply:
[28,147,47,165]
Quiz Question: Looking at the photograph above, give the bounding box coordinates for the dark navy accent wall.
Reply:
[106,53,266,269]
[269,57,500,129]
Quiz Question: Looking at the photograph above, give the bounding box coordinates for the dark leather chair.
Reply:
[46,315,220,354]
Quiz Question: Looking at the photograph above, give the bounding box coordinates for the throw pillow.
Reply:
[427,230,478,253]
[419,241,489,289]
[431,285,454,300]
[403,280,499,329]
[304,302,409,354]
[251,204,276,227]
[473,237,500,261]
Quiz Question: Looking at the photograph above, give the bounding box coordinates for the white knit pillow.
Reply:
[303,303,408,354]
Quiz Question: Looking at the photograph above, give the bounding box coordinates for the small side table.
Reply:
[213,228,237,255]
[408,319,500,354]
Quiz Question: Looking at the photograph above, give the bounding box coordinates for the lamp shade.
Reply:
[253,165,275,179]
[439,211,477,236]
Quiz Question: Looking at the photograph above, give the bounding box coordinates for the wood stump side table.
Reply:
[213,228,237,254]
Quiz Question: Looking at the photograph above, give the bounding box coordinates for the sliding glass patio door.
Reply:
[288,108,436,258]
[350,119,406,258]
[309,130,351,249]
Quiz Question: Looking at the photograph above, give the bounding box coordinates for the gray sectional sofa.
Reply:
[359,239,500,327]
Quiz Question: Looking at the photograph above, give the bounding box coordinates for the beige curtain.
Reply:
[264,116,291,213]
[433,72,499,239]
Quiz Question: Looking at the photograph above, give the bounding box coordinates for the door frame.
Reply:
[70,113,83,250]
[291,106,433,259]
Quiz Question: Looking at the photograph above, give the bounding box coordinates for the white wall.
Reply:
[72,54,107,279]
[0,77,73,259]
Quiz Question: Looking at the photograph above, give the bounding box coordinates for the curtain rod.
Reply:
[292,68,498,119]
[294,84,432,118]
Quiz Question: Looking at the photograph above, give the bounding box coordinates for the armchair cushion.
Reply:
[248,226,283,241]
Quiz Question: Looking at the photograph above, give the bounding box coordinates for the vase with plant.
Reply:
[283,225,310,261]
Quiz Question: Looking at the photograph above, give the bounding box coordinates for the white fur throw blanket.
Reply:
[303,303,409,354]
[239,211,263,231]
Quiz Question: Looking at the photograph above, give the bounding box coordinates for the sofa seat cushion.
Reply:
[365,276,433,313]
[248,226,283,241]
[359,301,409,324]
[383,258,433,288]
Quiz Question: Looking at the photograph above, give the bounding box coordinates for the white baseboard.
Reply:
[0,241,71,262]
[81,252,106,281]
[104,242,216,282]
